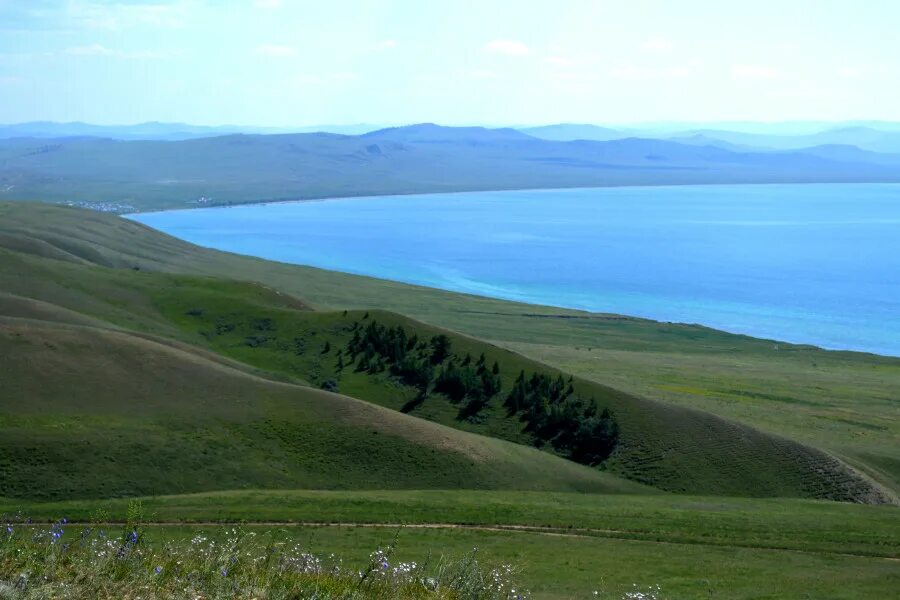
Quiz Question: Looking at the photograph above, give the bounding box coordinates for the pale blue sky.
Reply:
[1,0,898,126]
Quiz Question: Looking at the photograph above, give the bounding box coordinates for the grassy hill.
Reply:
[2,124,900,211]
[0,202,893,503]
[3,201,898,498]
[1,314,647,500]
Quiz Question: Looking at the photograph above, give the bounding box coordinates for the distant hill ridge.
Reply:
[2,123,900,211]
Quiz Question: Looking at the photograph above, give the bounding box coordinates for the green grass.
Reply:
[3,491,899,599]
[165,525,896,600]
[1,317,641,501]
[0,519,526,600]
[5,490,897,558]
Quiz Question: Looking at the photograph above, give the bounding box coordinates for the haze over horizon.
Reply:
[2,0,899,127]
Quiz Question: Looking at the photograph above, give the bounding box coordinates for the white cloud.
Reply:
[253,0,283,8]
[469,69,497,79]
[542,52,605,69]
[608,63,695,81]
[484,39,531,56]
[375,40,398,50]
[641,38,673,53]
[732,64,782,80]
[65,43,115,56]
[837,64,888,79]
[293,74,322,85]
[64,44,176,60]
[254,44,298,57]
[544,56,577,68]
[667,65,692,78]
[67,1,189,30]
[609,63,647,81]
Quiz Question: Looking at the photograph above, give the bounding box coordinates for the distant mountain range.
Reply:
[1,122,898,212]
[0,121,383,140]
[519,123,900,154]
[518,124,626,142]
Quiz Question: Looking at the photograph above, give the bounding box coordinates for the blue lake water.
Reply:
[131,184,900,356]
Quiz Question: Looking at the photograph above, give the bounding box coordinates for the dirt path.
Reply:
[74,521,898,561]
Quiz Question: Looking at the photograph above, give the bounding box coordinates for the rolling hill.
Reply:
[1,315,645,500]
[2,124,900,211]
[0,201,892,503]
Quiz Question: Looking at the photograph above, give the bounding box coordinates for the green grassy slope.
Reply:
[0,316,644,501]
[2,125,899,211]
[0,203,891,502]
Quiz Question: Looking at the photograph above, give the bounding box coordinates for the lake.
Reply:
[131,183,900,356]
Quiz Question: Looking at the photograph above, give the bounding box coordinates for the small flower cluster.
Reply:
[280,548,324,575]
[622,584,663,599]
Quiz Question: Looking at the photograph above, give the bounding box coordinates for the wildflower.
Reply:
[5,525,11,534]
[221,569,228,577]
[128,530,138,544]
[155,566,163,575]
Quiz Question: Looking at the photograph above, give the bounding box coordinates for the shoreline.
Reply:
[122,180,900,215]
[127,202,900,360]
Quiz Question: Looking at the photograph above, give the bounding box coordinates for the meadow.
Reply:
[3,491,898,599]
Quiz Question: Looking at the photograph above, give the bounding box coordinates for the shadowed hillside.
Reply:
[0,316,648,500]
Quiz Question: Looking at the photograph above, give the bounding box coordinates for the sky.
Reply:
[1,0,899,127]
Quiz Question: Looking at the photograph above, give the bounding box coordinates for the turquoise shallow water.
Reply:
[131,183,900,356]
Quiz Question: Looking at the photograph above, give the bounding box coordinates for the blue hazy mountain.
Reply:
[518,124,626,141]
[0,121,384,140]
[2,123,899,212]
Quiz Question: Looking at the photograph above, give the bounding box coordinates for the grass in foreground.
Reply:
[0,518,530,600]
[1,507,896,600]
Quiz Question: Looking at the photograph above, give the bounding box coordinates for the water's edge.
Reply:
[129,184,900,358]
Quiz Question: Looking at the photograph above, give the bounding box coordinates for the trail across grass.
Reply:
[5,490,898,559]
